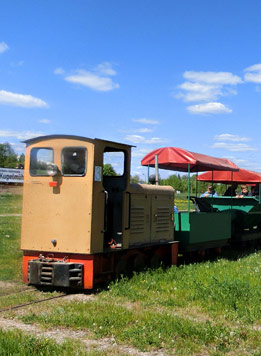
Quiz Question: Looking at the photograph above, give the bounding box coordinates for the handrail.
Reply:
[125,192,131,230]
[102,190,108,233]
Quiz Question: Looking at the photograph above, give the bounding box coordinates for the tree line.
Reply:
[160,173,226,195]
[0,143,25,169]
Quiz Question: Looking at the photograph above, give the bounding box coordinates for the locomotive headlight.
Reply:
[46,163,59,177]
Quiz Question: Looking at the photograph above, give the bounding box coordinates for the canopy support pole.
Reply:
[196,172,198,197]
[155,155,159,185]
[211,170,214,211]
[188,164,190,211]
[147,165,149,184]
[230,171,233,210]
[259,183,261,203]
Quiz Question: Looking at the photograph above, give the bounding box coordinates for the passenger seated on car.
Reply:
[251,184,259,197]
[200,185,218,197]
[224,183,238,196]
[236,185,252,198]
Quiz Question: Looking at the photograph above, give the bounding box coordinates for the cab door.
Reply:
[102,148,128,248]
[91,141,131,253]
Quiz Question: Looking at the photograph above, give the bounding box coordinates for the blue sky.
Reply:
[1,0,261,178]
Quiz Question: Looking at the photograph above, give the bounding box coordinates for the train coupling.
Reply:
[28,257,83,288]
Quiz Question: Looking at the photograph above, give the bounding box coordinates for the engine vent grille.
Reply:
[155,207,171,232]
[131,207,145,234]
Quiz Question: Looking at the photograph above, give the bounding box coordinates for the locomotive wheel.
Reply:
[133,253,146,272]
[197,249,206,260]
[150,253,162,269]
[115,258,128,278]
[115,255,134,278]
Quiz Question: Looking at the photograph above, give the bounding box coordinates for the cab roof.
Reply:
[23,135,134,148]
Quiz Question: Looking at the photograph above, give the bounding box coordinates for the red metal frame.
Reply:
[23,252,95,289]
[23,242,179,290]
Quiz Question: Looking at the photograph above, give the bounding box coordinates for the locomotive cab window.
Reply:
[103,151,125,176]
[62,147,87,176]
[30,148,54,176]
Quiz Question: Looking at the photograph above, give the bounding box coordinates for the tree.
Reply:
[18,153,25,166]
[0,143,18,168]
[103,163,117,176]
[130,175,141,183]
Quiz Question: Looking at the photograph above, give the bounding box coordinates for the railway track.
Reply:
[0,293,67,313]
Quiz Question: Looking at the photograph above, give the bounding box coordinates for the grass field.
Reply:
[0,193,260,355]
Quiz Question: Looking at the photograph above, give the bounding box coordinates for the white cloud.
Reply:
[95,62,117,76]
[187,102,232,114]
[177,82,222,102]
[120,127,153,134]
[244,63,261,83]
[223,156,261,171]
[38,119,51,124]
[176,70,242,114]
[0,90,48,108]
[132,118,160,125]
[244,73,261,83]
[65,70,119,91]
[244,63,261,72]
[59,62,119,92]
[211,142,257,152]
[0,42,9,54]
[225,156,247,165]
[136,128,153,133]
[214,134,250,142]
[183,71,243,85]
[125,134,166,144]
[54,67,65,75]
[0,130,44,141]
[131,147,152,157]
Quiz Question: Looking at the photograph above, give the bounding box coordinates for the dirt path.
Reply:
[0,285,167,355]
[0,185,23,195]
[0,315,167,356]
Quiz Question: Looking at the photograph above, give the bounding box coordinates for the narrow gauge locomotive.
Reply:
[21,135,178,289]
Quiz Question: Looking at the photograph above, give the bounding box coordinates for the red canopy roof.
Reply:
[141,147,239,172]
[197,168,261,184]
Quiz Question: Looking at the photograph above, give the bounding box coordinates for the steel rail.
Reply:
[0,294,66,313]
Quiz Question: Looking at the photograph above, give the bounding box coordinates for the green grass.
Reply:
[0,329,112,356]
[1,192,261,355]
[19,254,261,354]
[0,194,22,214]
[106,253,261,324]
[0,193,23,281]
[0,215,22,281]
[20,295,261,355]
